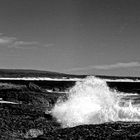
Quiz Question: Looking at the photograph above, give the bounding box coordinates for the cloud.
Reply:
[8,41,39,49]
[93,62,140,70]
[0,37,16,44]
[0,34,54,49]
[65,62,140,72]
[44,43,54,47]
[14,41,38,46]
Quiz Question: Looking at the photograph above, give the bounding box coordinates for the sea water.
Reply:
[51,76,140,128]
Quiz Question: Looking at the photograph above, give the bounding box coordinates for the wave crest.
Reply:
[51,76,140,128]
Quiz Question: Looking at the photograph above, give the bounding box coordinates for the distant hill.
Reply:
[0,69,86,78]
[0,69,139,80]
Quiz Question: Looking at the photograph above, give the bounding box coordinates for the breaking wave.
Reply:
[51,76,140,128]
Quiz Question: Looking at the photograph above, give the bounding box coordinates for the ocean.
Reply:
[1,70,140,139]
[51,76,140,128]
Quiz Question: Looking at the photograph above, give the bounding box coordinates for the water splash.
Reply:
[51,76,140,128]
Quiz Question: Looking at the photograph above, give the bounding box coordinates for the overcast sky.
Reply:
[0,0,140,76]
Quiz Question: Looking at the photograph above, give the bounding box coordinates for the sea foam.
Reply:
[51,76,140,128]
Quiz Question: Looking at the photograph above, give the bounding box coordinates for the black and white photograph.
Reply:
[1,0,140,139]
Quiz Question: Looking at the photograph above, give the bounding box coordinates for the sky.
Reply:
[0,0,140,76]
